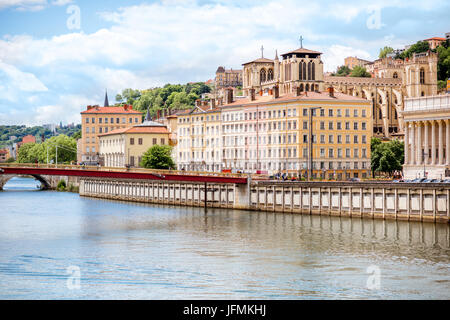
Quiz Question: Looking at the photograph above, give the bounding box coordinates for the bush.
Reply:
[57,179,66,191]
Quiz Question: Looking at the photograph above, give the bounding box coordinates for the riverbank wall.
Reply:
[79,178,450,224]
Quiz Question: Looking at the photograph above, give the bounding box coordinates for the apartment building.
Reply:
[80,104,142,164]
[178,88,373,179]
[177,100,222,172]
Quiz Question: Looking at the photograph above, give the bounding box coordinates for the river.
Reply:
[0,177,449,299]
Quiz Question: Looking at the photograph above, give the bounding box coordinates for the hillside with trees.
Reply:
[115,82,213,118]
[0,124,81,149]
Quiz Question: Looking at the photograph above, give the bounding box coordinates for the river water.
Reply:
[0,177,449,299]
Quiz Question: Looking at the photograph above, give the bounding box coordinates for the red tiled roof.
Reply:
[424,37,446,41]
[281,47,322,56]
[81,105,142,114]
[242,57,274,65]
[98,125,169,137]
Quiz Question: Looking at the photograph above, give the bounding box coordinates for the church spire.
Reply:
[274,49,279,60]
[104,89,109,107]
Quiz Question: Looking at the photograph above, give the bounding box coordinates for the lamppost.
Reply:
[308,106,321,181]
[423,152,428,178]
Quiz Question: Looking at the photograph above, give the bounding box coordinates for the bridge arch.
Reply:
[0,174,51,190]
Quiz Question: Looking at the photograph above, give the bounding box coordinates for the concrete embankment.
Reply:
[79,178,450,224]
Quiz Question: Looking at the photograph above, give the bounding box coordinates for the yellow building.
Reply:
[218,87,372,179]
[98,119,170,168]
[80,104,142,164]
[177,87,373,179]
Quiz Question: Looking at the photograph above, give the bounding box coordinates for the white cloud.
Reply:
[321,45,372,73]
[0,61,48,103]
[0,0,46,11]
[50,0,72,5]
[0,0,449,126]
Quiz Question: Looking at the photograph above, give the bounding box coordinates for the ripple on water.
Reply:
[0,177,449,299]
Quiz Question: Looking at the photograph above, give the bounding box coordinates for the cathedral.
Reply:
[239,43,439,139]
[242,45,325,97]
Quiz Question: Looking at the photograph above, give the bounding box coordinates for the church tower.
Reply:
[403,51,438,98]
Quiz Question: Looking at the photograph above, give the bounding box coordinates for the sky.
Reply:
[0,0,449,126]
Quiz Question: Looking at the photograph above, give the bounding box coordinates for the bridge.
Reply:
[0,163,248,190]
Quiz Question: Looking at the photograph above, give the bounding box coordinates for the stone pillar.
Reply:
[417,122,422,165]
[424,121,429,165]
[404,123,409,165]
[447,119,450,166]
[410,123,415,165]
[431,120,436,165]
[439,120,444,165]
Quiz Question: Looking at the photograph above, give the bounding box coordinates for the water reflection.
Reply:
[0,178,449,299]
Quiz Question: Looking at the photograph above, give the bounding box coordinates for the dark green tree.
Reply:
[333,65,351,76]
[379,46,394,58]
[140,145,175,170]
[350,66,371,77]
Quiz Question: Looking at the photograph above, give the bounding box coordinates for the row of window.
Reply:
[178,107,368,124]
[85,126,126,134]
[178,120,368,137]
[129,138,165,146]
[85,117,139,124]
[180,133,368,149]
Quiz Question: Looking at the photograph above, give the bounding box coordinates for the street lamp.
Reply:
[308,106,321,181]
[423,152,428,178]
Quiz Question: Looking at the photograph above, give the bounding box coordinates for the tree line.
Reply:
[114,82,213,118]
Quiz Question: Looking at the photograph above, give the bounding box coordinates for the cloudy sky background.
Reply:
[0,0,449,126]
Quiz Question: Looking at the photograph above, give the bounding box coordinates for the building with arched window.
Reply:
[242,46,324,97]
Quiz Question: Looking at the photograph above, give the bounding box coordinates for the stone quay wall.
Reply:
[79,178,450,224]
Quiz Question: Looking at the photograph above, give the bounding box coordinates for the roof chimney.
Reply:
[273,85,279,98]
[250,88,256,101]
[328,86,335,98]
[224,88,233,105]
[209,98,216,109]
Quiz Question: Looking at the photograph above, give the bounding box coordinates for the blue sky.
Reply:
[0,0,449,126]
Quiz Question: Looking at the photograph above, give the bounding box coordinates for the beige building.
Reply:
[215,66,242,90]
[344,56,372,70]
[98,119,171,168]
[325,51,439,139]
[80,104,142,164]
[402,94,450,179]
[177,87,372,179]
[242,46,325,97]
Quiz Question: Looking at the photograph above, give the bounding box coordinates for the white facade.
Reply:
[403,95,450,179]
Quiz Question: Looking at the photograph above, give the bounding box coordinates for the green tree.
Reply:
[140,145,175,170]
[404,41,430,58]
[437,44,450,83]
[350,65,371,77]
[72,130,82,140]
[371,139,404,177]
[333,65,351,76]
[118,88,141,105]
[379,46,394,59]
[42,134,78,164]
